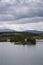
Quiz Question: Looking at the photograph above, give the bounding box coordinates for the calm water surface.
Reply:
[0,41,43,65]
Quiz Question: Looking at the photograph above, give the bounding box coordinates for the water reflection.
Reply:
[15,42,36,45]
[13,42,36,45]
[0,41,43,65]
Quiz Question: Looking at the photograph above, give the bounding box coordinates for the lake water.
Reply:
[0,41,43,65]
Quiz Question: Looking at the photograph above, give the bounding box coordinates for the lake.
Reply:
[0,40,43,65]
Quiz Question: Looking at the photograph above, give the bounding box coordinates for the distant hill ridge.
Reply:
[0,29,43,34]
[22,30,43,34]
[0,29,15,32]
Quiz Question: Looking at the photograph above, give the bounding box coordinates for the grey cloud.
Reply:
[7,17,43,24]
[0,14,14,21]
[0,0,43,23]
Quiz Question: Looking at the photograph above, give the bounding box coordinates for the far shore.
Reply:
[0,32,43,45]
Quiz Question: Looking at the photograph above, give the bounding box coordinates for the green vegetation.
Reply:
[0,32,43,45]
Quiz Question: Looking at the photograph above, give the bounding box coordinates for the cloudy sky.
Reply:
[0,0,43,31]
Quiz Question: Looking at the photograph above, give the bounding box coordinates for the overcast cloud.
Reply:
[0,0,43,31]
